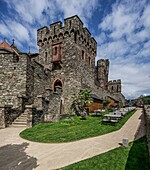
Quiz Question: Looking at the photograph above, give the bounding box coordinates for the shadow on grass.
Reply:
[125,137,150,170]
[125,111,150,170]
[0,142,38,170]
[90,115,102,117]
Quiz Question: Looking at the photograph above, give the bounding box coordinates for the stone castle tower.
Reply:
[36,16,98,113]
[97,59,109,90]
[37,15,96,82]
[35,15,124,114]
[108,79,121,93]
[0,15,125,127]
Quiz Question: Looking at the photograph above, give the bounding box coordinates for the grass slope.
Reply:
[61,136,150,170]
[20,110,136,143]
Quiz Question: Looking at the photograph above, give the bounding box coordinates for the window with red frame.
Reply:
[52,44,62,62]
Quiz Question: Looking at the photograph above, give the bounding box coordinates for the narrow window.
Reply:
[111,86,113,91]
[45,52,48,63]
[82,50,85,60]
[54,47,57,55]
[89,57,92,67]
[117,85,119,92]
[59,46,62,57]
[74,31,77,43]
[54,26,55,34]
[69,20,71,28]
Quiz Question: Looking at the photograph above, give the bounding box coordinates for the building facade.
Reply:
[0,15,125,127]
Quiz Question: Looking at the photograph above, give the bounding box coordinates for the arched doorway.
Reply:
[52,79,63,93]
[52,79,64,114]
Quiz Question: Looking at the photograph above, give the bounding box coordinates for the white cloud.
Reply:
[0,19,30,49]
[3,0,55,25]
[1,0,149,99]
[97,0,150,99]
[55,0,98,25]
[1,0,98,52]
[109,61,150,99]
[141,4,150,28]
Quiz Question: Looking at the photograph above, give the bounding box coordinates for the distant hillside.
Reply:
[143,95,150,105]
[126,95,150,106]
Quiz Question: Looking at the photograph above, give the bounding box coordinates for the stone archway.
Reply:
[52,79,64,114]
[52,79,63,93]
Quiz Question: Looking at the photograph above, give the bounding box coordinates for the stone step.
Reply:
[15,119,27,122]
[17,116,27,119]
[10,112,28,128]
[19,115,27,117]
[12,121,27,125]
[9,124,27,127]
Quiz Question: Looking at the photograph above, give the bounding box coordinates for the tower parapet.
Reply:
[37,15,97,67]
[108,79,121,93]
[97,59,109,90]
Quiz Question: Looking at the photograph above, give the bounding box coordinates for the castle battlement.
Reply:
[97,59,109,66]
[109,79,121,84]
[37,15,96,56]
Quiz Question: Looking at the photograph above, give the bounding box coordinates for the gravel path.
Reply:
[0,108,146,170]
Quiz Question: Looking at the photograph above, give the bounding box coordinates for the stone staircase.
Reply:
[10,112,27,127]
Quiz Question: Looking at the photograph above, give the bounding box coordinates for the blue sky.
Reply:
[0,0,150,99]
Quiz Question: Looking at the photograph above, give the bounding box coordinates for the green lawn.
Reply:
[61,136,150,170]
[20,110,136,143]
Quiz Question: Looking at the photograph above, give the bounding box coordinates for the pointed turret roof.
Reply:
[11,39,22,54]
[0,39,19,55]
[0,39,14,52]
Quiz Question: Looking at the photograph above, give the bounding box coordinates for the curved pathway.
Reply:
[0,109,146,170]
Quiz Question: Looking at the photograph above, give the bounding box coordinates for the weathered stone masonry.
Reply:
[0,15,125,128]
[144,105,150,158]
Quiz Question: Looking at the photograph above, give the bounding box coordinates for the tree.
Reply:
[71,89,93,117]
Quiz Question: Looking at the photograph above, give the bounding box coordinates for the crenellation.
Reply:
[37,15,96,61]
[64,15,83,29]
[50,21,62,35]
[37,26,49,44]
[108,79,121,93]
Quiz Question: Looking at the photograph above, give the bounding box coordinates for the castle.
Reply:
[0,15,125,128]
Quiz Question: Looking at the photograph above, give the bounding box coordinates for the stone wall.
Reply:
[45,92,61,122]
[26,58,51,103]
[0,105,21,128]
[35,15,125,115]
[0,53,27,107]
[144,105,150,158]
[96,59,109,90]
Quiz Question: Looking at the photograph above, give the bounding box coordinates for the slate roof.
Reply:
[107,96,119,102]
[91,94,103,101]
